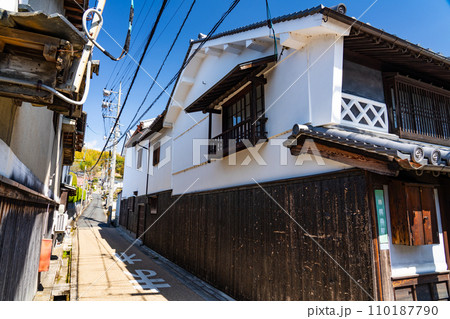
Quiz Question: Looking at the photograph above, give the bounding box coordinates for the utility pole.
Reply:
[81,148,86,209]
[102,82,121,224]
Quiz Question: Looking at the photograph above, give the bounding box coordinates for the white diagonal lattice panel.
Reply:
[341,93,388,133]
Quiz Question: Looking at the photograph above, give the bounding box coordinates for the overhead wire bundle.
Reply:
[82,0,135,61]
[121,0,197,139]
[89,0,242,172]
[116,0,242,147]
[88,0,170,171]
[265,0,278,60]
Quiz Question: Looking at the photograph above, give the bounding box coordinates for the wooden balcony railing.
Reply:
[209,118,267,157]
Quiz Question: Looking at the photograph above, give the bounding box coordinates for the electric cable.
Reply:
[104,0,156,89]
[116,0,241,147]
[92,0,241,172]
[88,0,170,172]
[82,0,135,61]
[122,0,196,136]
[108,0,185,94]
[265,0,278,60]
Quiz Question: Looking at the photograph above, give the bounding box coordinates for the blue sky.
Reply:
[83,0,450,151]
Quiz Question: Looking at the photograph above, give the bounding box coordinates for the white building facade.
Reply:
[120,5,450,301]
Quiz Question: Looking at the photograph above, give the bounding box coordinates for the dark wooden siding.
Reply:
[0,196,50,300]
[120,170,375,300]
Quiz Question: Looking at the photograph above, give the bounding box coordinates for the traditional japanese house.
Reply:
[119,4,450,301]
[0,0,93,300]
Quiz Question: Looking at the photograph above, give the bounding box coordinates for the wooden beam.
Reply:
[290,137,399,176]
[0,175,57,205]
[246,39,271,52]
[202,108,221,114]
[0,26,61,53]
[204,46,223,57]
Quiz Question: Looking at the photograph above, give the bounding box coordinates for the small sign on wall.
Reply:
[374,189,389,250]
[38,239,53,272]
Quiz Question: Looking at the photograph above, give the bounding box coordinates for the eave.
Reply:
[284,126,450,177]
[185,55,277,113]
[0,9,89,116]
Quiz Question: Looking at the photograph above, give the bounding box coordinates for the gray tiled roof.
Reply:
[284,125,450,172]
[192,5,324,44]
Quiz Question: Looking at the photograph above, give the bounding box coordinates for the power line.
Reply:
[108,0,186,94]
[116,0,242,147]
[121,0,196,137]
[89,0,170,172]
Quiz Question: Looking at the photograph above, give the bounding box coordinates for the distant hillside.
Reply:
[71,148,124,178]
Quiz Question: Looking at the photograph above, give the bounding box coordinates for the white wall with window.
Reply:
[169,22,350,195]
[146,130,173,195]
[122,144,148,198]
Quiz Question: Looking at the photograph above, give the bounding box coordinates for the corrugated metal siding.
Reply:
[0,197,49,300]
[121,171,375,300]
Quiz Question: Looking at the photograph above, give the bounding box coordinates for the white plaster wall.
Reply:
[172,133,351,194]
[146,130,173,195]
[384,186,448,278]
[170,34,348,195]
[122,145,147,198]
[0,0,17,11]
[122,129,174,197]
[9,102,55,186]
[27,0,64,14]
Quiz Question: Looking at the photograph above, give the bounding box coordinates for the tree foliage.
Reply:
[71,148,124,178]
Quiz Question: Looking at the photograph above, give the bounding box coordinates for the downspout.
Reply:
[145,139,151,195]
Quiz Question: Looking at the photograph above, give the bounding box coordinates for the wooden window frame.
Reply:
[136,147,143,170]
[389,181,440,246]
[383,73,450,146]
[393,273,450,301]
[210,79,268,157]
[152,143,160,167]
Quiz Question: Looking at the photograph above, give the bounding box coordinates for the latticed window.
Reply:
[215,81,267,155]
[384,74,450,146]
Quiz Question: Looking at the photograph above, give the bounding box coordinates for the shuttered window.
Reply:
[389,182,439,246]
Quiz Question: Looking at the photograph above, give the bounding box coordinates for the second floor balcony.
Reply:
[339,74,450,147]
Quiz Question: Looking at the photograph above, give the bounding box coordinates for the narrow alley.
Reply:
[74,194,230,301]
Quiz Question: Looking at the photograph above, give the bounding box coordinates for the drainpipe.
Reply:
[145,140,151,195]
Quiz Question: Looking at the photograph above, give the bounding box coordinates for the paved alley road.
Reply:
[74,194,208,301]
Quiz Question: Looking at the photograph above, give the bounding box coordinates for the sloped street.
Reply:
[74,194,230,301]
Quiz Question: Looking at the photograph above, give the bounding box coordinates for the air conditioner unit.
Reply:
[54,213,68,233]
[64,174,73,186]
